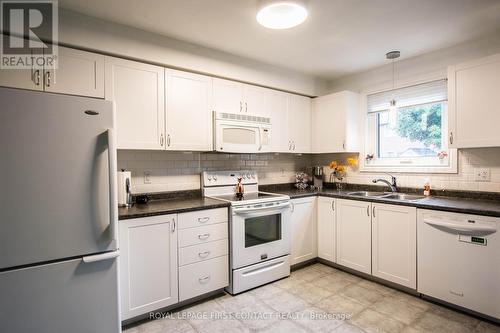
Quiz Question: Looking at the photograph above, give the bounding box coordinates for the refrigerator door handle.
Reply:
[107,128,118,244]
[83,250,120,264]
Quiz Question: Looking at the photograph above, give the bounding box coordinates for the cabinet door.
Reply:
[448,53,500,148]
[243,84,269,116]
[119,215,178,320]
[312,91,359,153]
[372,204,416,289]
[213,78,243,114]
[105,57,165,149]
[0,37,42,91]
[317,196,336,262]
[336,199,371,274]
[166,69,212,151]
[290,197,317,265]
[44,46,104,98]
[267,90,289,152]
[289,94,311,153]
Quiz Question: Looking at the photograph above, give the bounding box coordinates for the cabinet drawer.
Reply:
[178,239,228,266]
[178,208,228,229]
[179,255,229,301]
[178,223,228,247]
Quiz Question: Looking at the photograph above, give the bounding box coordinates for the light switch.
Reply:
[474,168,490,182]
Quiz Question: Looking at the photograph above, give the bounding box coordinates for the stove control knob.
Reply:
[246,173,251,179]
[242,174,246,179]
[251,173,256,179]
[207,174,212,181]
[213,174,217,181]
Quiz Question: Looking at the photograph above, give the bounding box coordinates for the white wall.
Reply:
[318,30,500,193]
[326,29,500,94]
[57,9,326,96]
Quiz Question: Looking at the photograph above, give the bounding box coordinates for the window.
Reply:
[363,79,457,173]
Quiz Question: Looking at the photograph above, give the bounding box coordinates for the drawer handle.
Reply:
[198,251,210,258]
[199,275,211,283]
[198,217,210,223]
[198,233,210,240]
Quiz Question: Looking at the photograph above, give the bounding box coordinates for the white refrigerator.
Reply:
[0,87,121,333]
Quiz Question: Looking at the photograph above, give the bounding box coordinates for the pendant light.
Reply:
[386,50,400,129]
[256,0,308,29]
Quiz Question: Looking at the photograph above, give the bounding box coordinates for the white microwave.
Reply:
[214,112,271,153]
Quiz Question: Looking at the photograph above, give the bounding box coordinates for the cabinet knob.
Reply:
[198,217,210,223]
[198,233,210,240]
[160,134,164,146]
[33,69,41,86]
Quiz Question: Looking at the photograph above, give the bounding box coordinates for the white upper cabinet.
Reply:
[267,90,289,152]
[0,37,42,91]
[336,199,371,274]
[243,84,269,116]
[290,197,317,265]
[289,94,312,153]
[0,41,104,98]
[212,78,244,114]
[105,57,165,150]
[317,196,336,263]
[312,91,360,153]
[448,53,500,148]
[44,46,104,98]
[372,203,416,289]
[165,69,213,151]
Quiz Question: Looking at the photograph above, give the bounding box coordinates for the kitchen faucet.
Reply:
[372,173,399,192]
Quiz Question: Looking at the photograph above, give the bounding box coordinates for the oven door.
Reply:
[215,121,262,153]
[231,202,291,269]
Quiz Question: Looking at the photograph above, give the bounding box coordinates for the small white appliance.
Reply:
[118,169,132,207]
[202,170,291,294]
[417,209,500,320]
[214,112,271,153]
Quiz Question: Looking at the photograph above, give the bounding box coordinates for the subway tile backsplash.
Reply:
[118,151,310,194]
[118,148,500,194]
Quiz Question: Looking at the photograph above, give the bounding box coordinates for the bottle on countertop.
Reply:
[235,177,244,199]
[423,179,431,196]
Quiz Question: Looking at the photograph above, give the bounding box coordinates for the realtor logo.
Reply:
[1,0,58,69]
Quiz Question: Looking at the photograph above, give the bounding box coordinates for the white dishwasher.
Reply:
[417,209,500,320]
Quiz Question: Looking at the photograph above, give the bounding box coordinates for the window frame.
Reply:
[360,80,458,174]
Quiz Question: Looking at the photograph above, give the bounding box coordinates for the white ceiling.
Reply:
[59,0,500,80]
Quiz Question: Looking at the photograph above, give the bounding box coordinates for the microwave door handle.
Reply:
[258,126,263,151]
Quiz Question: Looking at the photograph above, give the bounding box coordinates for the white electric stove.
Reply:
[202,171,291,294]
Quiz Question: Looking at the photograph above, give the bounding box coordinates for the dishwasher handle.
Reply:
[423,218,497,236]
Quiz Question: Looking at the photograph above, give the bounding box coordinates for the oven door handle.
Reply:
[233,202,290,215]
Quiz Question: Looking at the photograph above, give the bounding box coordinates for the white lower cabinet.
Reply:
[179,255,229,301]
[177,208,229,302]
[290,197,317,265]
[336,199,372,274]
[372,203,416,289]
[119,215,178,320]
[317,196,336,262]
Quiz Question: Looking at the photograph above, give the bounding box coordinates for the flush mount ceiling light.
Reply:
[256,0,308,29]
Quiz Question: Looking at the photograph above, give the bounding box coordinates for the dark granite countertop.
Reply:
[119,183,500,220]
[270,187,500,218]
[119,197,229,220]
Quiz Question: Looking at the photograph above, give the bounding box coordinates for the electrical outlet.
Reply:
[144,170,152,184]
[474,168,490,182]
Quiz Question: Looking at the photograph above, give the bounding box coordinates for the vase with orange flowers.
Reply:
[329,157,357,190]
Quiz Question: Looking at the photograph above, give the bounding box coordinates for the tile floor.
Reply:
[124,263,500,333]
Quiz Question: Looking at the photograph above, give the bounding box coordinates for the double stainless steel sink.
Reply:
[347,191,426,202]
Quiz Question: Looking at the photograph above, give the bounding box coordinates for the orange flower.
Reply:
[336,165,346,173]
[346,157,357,167]
[329,160,338,169]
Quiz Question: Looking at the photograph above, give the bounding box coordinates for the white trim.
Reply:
[359,79,458,174]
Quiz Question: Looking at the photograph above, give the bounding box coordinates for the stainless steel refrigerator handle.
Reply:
[107,128,118,244]
[83,250,120,263]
